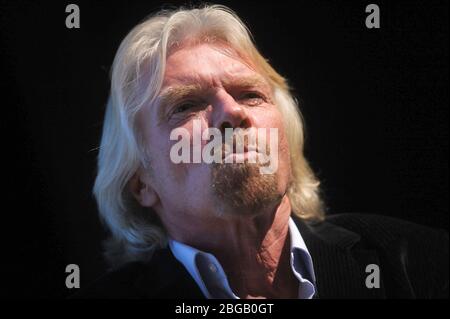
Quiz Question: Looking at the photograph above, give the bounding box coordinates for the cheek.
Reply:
[265,110,292,169]
[275,116,290,155]
[276,118,291,166]
[154,116,211,176]
[256,109,289,147]
[184,116,211,151]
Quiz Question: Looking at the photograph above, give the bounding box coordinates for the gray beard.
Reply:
[211,162,282,218]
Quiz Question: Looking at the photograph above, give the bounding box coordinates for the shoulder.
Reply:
[319,213,449,298]
[69,261,150,299]
[324,213,448,248]
[69,247,203,299]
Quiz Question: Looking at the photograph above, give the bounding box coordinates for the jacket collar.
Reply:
[133,248,205,299]
[293,215,386,298]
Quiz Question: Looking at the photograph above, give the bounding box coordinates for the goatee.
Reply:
[211,162,282,218]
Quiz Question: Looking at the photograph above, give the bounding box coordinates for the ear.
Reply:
[128,168,158,208]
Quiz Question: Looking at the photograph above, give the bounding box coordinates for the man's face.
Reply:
[137,43,292,223]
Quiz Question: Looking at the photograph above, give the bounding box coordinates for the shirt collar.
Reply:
[288,217,316,298]
[169,217,316,298]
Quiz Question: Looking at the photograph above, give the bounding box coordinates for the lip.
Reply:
[223,150,259,163]
[221,144,258,159]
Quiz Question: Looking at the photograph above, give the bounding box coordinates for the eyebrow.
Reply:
[222,75,269,89]
[156,75,270,122]
[156,83,204,123]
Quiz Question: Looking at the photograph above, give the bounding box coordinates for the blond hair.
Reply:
[94,4,325,267]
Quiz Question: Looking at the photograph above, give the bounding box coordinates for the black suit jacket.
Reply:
[73,214,449,299]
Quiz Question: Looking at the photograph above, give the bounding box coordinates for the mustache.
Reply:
[219,128,271,158]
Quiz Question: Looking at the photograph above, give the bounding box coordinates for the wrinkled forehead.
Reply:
[161,42,272,90]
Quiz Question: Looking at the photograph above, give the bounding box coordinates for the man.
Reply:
[77,5,448,298]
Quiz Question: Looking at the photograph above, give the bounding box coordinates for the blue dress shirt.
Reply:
[168,217,316,299]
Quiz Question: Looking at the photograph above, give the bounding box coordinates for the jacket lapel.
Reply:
[133,248,205,299]
[294,216,386,298]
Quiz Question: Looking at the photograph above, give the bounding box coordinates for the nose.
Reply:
[211,90,250,133]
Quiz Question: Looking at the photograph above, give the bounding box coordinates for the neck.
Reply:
[167,195,298,298]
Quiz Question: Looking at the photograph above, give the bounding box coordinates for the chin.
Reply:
[210,162,283,219]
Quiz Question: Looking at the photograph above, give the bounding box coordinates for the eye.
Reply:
[239,92,265,106]
[172,102,197,115]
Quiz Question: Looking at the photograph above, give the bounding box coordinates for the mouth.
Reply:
[223,150,259,162]
[220,136,262,163]
[222,144,265,165]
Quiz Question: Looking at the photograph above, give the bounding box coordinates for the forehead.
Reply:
[162,43,267,88]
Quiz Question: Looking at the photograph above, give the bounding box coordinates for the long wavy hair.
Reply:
[94,4,325,267]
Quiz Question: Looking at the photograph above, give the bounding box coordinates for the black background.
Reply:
[0,0,448,298]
